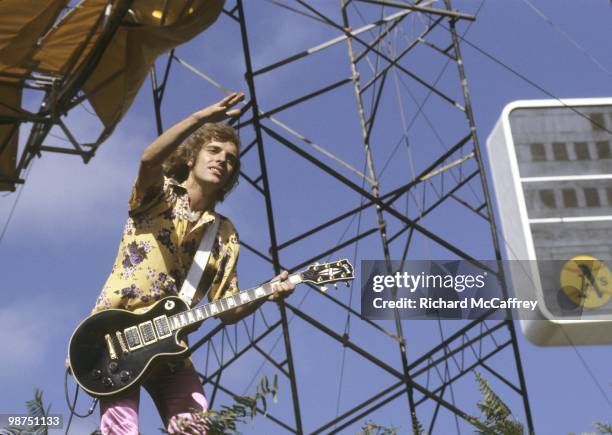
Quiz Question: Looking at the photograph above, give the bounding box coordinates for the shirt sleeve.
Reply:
[208,217,241,302]
[128,176,177,219]
[90,283,113,314]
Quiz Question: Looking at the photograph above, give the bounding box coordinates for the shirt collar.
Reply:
[173,178,217,226]
[169,177,187,192]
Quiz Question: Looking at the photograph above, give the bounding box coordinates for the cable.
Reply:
[79,102,98,117]
[0,160,35,246]
[63,367,98,435]
[48,132,70,142]
[498,229,612,413]
[563,328,612,410]
[447,26,612,136]
[429,10,612,416]
[520,0,612,80]
[334,155,369,423]
[262,0,329,25]
[332,2,393,423]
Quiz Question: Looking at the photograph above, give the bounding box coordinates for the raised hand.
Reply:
[192,92,245,123]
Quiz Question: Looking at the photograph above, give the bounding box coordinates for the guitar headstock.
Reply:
[301,259,354,291]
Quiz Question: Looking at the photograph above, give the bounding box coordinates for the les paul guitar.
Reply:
[68,259,354,398]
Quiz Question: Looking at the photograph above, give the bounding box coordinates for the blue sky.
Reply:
[1,1,611,433]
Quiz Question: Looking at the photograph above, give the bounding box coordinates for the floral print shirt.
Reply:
[93,176,240,314]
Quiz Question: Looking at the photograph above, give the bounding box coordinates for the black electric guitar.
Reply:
[68,259,354,398]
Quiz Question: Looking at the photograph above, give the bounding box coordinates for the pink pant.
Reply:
[100,361,208,434]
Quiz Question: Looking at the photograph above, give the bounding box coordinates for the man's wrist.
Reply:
[188,112,208,124]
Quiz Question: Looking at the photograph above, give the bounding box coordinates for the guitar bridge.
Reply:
[115,331,129,354]
[104,333,118,360]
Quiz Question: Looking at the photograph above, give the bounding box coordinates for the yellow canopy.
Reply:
[0,0,68,76]
[0,0,225,190]
[0,0,67,190]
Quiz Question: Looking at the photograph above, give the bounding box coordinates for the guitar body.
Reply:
[68,259,354,399]
[68,296,194,398]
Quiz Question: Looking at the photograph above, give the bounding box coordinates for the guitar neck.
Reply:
[166,272,303,331]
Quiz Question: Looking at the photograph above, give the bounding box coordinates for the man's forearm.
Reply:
[217,298,267,325]
[141,114,203,165]
[141,92,244,166]
[216,271,296,324]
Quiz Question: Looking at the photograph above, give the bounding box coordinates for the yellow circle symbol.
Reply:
[560,255,611,309]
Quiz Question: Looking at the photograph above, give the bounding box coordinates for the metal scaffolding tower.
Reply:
[3,0,536,432]
[149,1,535,433]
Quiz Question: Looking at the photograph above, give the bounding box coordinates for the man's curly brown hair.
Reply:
[163,122,241,203]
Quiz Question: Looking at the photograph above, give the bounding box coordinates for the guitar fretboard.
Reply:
[167,273,303,330]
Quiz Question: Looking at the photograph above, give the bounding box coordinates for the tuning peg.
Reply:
[320,286,328,292]
[345,281,350,287]
[333,283,338,289]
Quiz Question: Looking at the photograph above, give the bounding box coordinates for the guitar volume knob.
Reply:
[92,369,102,379]
[120,370,131,382]
[102,377,113,387]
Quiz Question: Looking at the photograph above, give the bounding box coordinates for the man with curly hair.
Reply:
[92,92,295,434]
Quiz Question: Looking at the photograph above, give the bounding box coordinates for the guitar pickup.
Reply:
[153,315,172,339]
[139,321,157,345]
[124,326,143,350]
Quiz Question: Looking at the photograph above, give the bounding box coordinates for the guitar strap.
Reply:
[178,213,221,307]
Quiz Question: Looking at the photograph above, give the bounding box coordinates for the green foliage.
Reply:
[357,420,398,435]
[7,378,609,435]
[594,421,612,434]
[411,410,425,435]
[1,389,50,435]
[474,372,524,435]
[164,374,279,435]
[356,408,426,434]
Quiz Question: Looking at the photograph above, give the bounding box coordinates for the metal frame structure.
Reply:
[0,0,134,190]
[5,0,536,432]
[150,1,535,433]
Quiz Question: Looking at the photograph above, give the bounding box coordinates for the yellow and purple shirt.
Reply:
[93,176,240,314]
